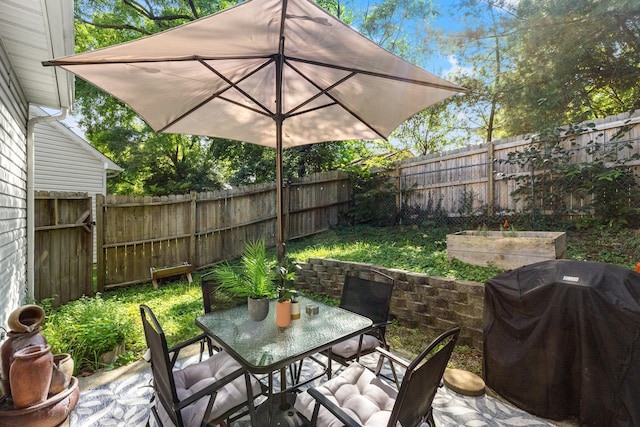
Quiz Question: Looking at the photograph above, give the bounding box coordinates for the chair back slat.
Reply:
[140,305,181,425]
[390,327,460,427]
[340,269,394,325]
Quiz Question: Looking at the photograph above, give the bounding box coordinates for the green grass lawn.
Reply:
[41,224,639,376]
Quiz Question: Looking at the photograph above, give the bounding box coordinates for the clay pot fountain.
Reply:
[0,377,79,427]
[0,305,79,426]
[1,305,48,396]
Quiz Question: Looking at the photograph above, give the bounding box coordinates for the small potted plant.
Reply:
[274,257,301,326]
[212,238,276,321]
[275,287,292,328]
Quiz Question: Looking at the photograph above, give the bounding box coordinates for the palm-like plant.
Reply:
[212,238,276,299]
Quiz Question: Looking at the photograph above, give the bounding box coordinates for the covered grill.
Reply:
[483,260,640,426]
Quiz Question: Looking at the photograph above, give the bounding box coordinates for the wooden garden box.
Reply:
[446,231,567,270]
[150,262,193,289]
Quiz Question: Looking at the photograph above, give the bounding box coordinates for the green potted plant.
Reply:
[212,238,276,321]
[274,257,301,325]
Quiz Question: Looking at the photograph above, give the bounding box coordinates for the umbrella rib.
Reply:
[284,62,356,117]
[286,58,387,140]
[198,58,275,116]
[157,58,275,133]
[217,96,272,117]
[288,101,338,118]
[287,56,466,92]
[43,55,274,66]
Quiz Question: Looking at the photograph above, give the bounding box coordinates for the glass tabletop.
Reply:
[195,295,373,374]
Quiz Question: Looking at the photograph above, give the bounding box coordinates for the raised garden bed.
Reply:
[150,262,192,289]
[446,231,567,270]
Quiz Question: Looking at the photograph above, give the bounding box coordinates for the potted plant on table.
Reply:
[211,238,276,321]
[274,257,301,327]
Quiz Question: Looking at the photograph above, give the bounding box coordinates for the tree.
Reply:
[442,0,517,143]
[502,0,640,135]
[89,125,223,195]
[357,0,438,60]
[391,102,464,154]
[354,0,471,152]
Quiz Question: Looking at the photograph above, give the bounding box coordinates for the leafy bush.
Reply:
[42,294,135,374]
[501,121,640,226]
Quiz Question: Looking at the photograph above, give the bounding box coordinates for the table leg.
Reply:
[254,366,307,427]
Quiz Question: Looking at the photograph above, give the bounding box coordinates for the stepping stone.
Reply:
[443,368,485,396]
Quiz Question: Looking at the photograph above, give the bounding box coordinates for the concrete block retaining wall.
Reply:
[296,258,485,350]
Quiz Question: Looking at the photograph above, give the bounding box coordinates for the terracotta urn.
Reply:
[276,299,292,328]
[9,344,53,409]
[49,354,74,396]
[0,327,47,397]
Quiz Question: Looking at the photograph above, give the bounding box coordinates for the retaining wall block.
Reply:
[406,300,427,314]
[312,264,328,273]
[428,276,456,289]
[395,280,412,292]
[457,280,485,297]
[406,271,429,286]
[437,288,463,302]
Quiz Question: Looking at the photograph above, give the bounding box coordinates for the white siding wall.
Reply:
[0,43,29,328]
[34,121,107,263]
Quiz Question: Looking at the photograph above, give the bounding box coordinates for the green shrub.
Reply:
[42,294,134,374]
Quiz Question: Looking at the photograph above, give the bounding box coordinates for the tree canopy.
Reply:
[441,0,640,140]
[72,0,640,194]
[502,0,640,134]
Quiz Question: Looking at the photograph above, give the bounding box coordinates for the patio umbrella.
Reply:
[44,0,465,260]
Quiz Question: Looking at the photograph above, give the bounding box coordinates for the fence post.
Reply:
[488,141,495,215]
[190,191,197,266]
[96,194,105,292]
[395,164,402,222]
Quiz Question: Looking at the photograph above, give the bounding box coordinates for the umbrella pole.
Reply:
[276,120,285,263]
[275,35,286,263]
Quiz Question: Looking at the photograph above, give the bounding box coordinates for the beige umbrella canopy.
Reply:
[45,0,465,259]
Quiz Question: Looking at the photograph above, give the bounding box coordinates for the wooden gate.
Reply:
[34,191,94,306]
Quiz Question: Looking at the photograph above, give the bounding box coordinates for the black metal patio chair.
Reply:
[325,269,395,376]
[140,304,262,427]
[294,327,460,427]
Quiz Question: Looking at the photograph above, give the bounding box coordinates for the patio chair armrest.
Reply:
[307,387,362,427]
[374,346,410,369]
[371,320,392,329]
[167,333,211,365]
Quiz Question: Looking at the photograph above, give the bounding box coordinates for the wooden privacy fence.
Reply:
[34,191,94,306]
[393,111,640,216]
[96,171,351,290]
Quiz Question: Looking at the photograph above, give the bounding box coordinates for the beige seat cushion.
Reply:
[157,351,260,426]
[331,334,380,358]
[294,362,397,427]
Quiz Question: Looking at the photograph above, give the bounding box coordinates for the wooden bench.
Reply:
[150,262,193,289]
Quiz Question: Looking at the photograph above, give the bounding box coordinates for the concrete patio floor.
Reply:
[68,344,579,427]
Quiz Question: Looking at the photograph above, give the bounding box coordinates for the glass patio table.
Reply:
[195,295,373,425]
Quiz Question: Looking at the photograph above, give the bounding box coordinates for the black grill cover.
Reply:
[483,260,640,426]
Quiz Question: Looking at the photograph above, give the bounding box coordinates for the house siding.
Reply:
[0,42,29,328]
[34,120,108,262]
